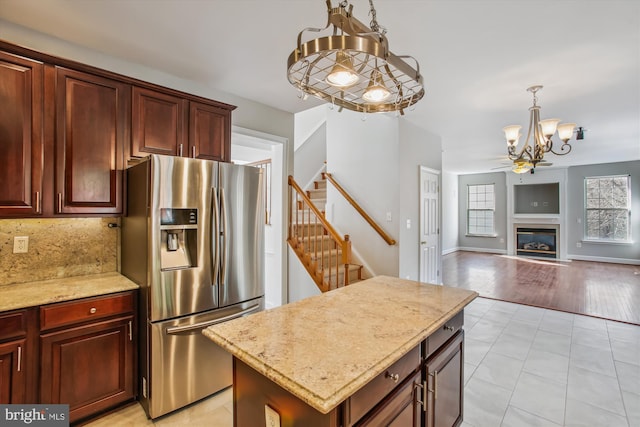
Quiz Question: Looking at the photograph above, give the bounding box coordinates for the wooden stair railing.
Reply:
[323,172,397,245]
[288,176,360,292]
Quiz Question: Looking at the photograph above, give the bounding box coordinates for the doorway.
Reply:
[231,126,288,308]
[419,166,441,284]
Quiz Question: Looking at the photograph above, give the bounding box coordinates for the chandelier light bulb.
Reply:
[539,118,561,139]
[503,125,522,146]
[326,51,359,88]
[557,122,577,142]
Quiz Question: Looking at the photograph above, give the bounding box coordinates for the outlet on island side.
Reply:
[13,236,29,254]
[265,405,281,427]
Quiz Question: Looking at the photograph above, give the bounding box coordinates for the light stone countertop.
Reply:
[0,272,139,312]
[203,275,478,414]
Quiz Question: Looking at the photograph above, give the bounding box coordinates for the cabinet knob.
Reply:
[89,307,97,314]
[385,372,399,383]
[444,325,455,331]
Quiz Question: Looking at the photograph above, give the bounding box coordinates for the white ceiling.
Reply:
[1,0,638,175]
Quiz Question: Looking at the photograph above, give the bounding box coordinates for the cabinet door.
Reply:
[131,86,187,158]
[356,370,422,427]
[0,339,27,403]
[40,316,135,423]
[425,331,464,427]
[188,101,230,161]
[0,51,44,217]
[55,67,130,215]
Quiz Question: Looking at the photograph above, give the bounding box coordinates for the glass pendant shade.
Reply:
[557,122,576,142]
[362,71,391,103]
[539,118,561,138]
[503,125,522,146]
[326,51,359,88]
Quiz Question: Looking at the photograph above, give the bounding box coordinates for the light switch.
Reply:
[406,219,411,229]
[386,212,392,222]
[265,405,281,427]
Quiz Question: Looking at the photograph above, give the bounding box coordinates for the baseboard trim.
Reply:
[457,247,507,255]
[568,254,640,265]
[442,247,458,256]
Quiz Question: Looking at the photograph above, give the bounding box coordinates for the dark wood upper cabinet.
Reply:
[131,86,187,158]
[0,51,44,217]
[55,67,130,215]
[189,101,231,161]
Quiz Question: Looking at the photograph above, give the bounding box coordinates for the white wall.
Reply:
[287,246,321,303]
[326,108,400,276]
[441,172,459,254]
[398,121,442,281]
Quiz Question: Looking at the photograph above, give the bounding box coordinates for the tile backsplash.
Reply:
[0,218,119,285]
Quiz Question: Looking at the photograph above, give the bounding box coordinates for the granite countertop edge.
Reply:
[0,272,139,312]
[204,276,478,414]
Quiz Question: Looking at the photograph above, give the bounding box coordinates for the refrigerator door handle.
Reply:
[212,186,221,285]
[220,187,228,286]
[165,304,261,335]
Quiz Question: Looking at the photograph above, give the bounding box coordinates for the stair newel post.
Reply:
[343,235,351,286]
[288,176,294,244]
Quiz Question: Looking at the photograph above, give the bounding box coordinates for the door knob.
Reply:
[421,241,426,244]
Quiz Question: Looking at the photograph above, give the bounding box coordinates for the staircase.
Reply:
[288,175,363,292]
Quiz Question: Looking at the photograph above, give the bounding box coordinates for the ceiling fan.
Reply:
[491,159,553,172]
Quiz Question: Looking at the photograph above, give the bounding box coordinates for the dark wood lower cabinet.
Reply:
[356,370,422,427]
[425,331,464,427]
[40,315,135,423]
[0,339,27,403]
[232,312,466,427]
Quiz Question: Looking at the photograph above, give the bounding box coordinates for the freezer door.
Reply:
[145,298,263,419]
[218,163,265,307]
[148,155,219,321]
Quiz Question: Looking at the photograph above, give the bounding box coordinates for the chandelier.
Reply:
[287,0,425,114]
[503,85,577,174]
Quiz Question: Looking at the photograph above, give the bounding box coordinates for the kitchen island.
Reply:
[203,275,477,427]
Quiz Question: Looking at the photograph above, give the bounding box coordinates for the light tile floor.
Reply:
[462,297,640,427]
[88,297,640,427]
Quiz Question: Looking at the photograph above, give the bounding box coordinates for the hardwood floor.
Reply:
[442,251,640,325]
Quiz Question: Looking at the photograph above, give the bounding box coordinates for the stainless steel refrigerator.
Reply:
[121,154,264,419]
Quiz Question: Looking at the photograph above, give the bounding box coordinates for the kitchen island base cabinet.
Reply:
[425,331,464,427]
[234,358,341,427]
[355,370,422,427]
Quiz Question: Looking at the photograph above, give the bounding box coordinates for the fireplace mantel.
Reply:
[506,168,569,260]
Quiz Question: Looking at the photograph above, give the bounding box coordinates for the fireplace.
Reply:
[516,227,557,258]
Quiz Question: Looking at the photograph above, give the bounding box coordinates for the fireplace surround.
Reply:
[506,168,568,261]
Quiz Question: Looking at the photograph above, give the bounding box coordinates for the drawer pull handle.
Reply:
[385,372,399,383]
[444,325,455,331]
[89,307,97,314]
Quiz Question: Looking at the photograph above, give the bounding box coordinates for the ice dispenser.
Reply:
[159,208,198,270]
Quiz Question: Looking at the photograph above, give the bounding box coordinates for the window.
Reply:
[467,184,495,236]
[584,175,631,241]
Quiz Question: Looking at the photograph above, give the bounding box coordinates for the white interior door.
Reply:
[419,166,440,284]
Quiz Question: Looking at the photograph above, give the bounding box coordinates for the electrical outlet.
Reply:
[265,405,280,427]
[13,236,29,253]
[576,242,582,248]
[386,212,392,222]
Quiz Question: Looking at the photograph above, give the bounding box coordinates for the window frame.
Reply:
[466,183,497,237]
[583,174,631,243]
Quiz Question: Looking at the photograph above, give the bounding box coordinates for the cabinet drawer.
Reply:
[40,292,134,331]
[0,310,27,342]
[427,310,463,358]
[346,344,421,426]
